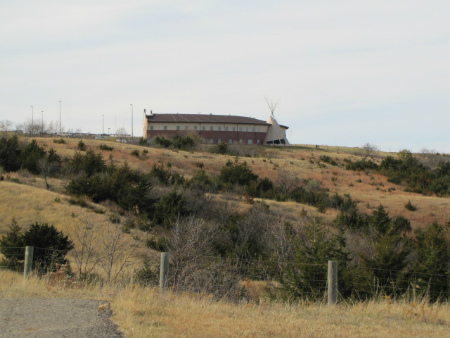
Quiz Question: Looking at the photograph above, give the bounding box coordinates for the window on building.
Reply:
[255,127,259,132]
[228,139,233,144]
[164,126,168,130]
[185,126,189,130]
[225,126,229,131]
[194,126,198,130]
[239,127,242,132]
[217,139,221,143]
[218,126,221,131]
[232,127,236,131]
[210,126,214,131]
[210,139,214,144]
[201,138,206,144]
[246,127,249,132]
[248,140,253,144]
[149,126,154,130]
[202,126,205,131]
[176,126,180,131]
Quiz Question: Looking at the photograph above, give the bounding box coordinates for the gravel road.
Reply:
[0,298,124,338]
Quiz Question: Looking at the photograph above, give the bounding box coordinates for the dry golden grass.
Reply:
[111,287,450,338]
[2,271,449,338]
[0,181,150,281]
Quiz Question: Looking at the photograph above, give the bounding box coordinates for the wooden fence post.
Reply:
[159,252,169,292]
[23,246,34,278]
[327,260,338,305]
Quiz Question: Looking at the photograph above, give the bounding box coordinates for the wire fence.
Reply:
[3,246,450,302]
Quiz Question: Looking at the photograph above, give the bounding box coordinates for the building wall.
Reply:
[145,122,269,144]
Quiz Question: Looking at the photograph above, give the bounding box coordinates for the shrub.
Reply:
[211,143,229,155]
[67,150,106,177]
[149,163,171,185]
[0,219,24,270]
[22,222,74,272]
[172,134,197,150]
[219,160,258,186]
[0,220,74,273]
[0,135,21,172]
[154,136,172,148]
[20,139,46,174]
[153,189,190,228]
[320,155,338,166]
[345,159,378,171]
[404,200,417,211]
[53,138,66,144]
[99,144,114,151]
[77,140,87,151]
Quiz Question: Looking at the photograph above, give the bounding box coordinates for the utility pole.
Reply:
[59,100,62,134]
[41,111,44,134]
[130,104,133,138]
[30,105,33,135]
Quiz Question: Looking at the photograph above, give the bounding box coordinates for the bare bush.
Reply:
[419,148,446,169]
[276,168,301,194]
[361,143,378,158]
[169,216,239,298]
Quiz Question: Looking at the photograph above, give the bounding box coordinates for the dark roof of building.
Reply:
[145,113,270,126]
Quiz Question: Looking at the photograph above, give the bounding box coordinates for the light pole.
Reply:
[59,101,62,134]
[130,104,133,138]
[30,105,33,135]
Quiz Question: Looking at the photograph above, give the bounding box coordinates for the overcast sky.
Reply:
[1,0,449,152]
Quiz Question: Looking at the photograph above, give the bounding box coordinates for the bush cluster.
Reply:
[346,150,450,196]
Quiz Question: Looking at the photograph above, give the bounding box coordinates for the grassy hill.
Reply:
[2,135,448,232]
[2,135,450,337]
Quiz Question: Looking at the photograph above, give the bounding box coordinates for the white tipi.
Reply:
[263,97,290,145]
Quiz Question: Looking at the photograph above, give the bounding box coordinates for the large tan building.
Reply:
[143,111,289,145]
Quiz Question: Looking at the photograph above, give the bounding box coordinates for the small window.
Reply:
[202,126,205,131]
[210,126,214,131]
[176,126,180,131]
[239,127,242,132]
[201,138,206,144]
[185,126,189,130]
[149,126,154,130]
[255,127,259,132]
[246,127,249,132]
[225,126,229,131]
[248,140,253,145]
[232,127,236,131]
[217,139,221,143]
[164,126,168,130]
[194,126,198,130]
[228,139,233,144]
[209,139,214,144]
[218,126,221,131]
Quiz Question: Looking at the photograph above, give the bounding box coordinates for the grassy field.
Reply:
[1,270,450,338]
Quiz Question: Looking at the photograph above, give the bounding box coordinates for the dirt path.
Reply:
[0,298,124,338]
